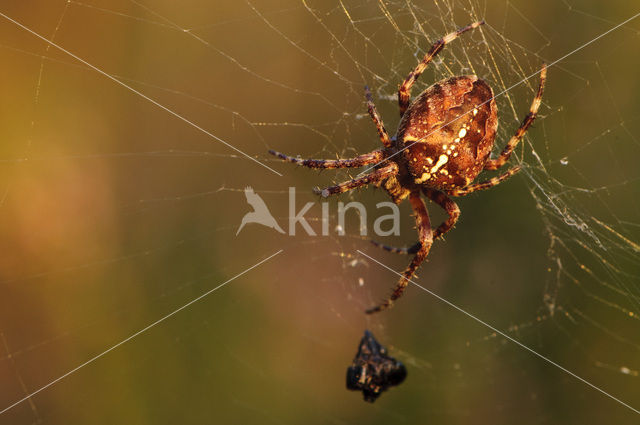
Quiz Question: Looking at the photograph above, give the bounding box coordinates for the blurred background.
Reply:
[0,0,639,423]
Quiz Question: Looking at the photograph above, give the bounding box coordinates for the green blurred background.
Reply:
[0,0,639,424]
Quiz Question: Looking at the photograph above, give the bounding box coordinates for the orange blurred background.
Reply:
[1,1,639,424]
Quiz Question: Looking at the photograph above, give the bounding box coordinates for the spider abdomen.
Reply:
[397,75,498,190]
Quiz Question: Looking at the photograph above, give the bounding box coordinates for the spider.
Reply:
[269,21,547,314]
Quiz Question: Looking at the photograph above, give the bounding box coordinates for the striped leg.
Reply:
[370,239,420,255]
[364,85,393,148]
[423,188,460,239]
[314,163,398,198]
[484,64,547,170]
[370,188,459,255]
[398,21,484,116]
[447,166,521,197]
[268,149,384,169]
[366,191,433,314]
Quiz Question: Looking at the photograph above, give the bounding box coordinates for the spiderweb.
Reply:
[0,0,639,423]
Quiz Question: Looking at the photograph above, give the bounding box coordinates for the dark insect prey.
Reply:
[346,330,407,402]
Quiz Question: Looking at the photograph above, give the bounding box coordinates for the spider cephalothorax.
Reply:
[269,21,546,314]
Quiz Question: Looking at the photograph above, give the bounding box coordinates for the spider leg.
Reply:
[484,64,547,170]
[447,166,520,197]
[268,149,384,169]
[364,86,393,148]
[422,188,461,239]
[314,163,398,198]
[398,21,484,116]
[370,239,420,255]
[366,191,433,314]
[369,188,460,255]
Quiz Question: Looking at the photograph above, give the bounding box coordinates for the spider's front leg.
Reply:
[370,188,459,255]
[366,191,433,314]
[423,188,461,237]
[370,240,420,255]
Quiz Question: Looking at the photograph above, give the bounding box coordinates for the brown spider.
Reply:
[269,21,547,314]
